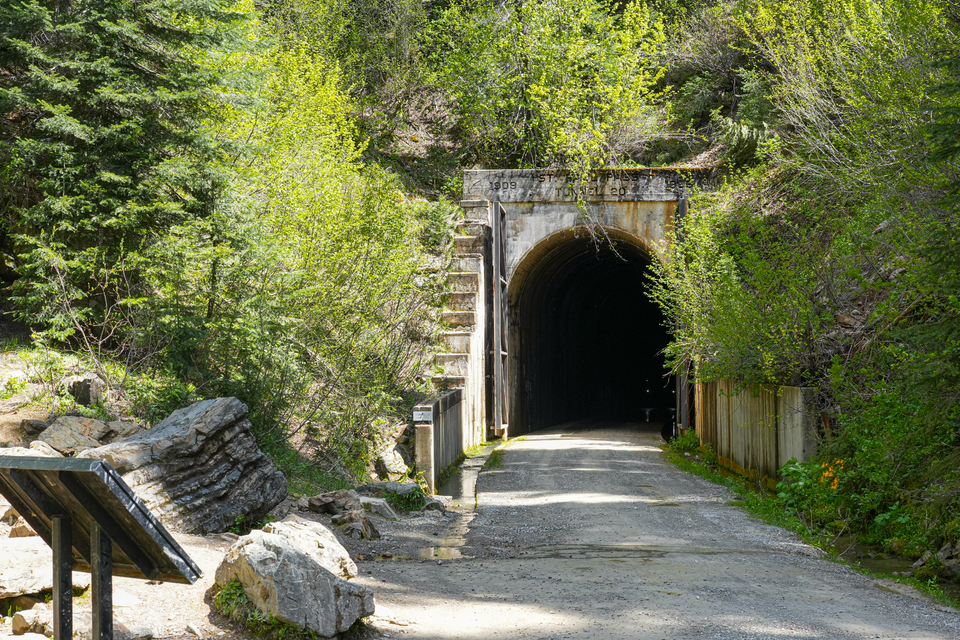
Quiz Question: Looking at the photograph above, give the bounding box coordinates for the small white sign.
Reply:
[413,408,433,423]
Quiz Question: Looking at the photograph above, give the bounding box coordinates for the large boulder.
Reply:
[262,515,358,579]
[215,528,374,637]
[0,538,91,598]
[78,398,287,534]
[38,416,110,454]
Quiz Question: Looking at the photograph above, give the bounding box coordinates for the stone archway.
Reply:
[433,168,712,444]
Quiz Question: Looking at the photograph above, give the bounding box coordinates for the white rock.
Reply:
[0,537,91,598]
[215,530,374,638]
[112,589,142,608]
[376,446,408,481]
[262,515,358,579]
[28,441,62,457]
[11,608,51,636]
[9,517,36,538]
[360,496,399,521]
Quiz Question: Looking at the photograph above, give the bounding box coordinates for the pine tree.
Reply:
[0,0,245,330]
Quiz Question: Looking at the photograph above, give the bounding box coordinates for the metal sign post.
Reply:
[0,456,202,640]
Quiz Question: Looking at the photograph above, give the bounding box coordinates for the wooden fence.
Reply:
[695,380,817,483]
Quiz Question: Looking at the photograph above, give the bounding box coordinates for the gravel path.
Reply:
[356,422,960,640]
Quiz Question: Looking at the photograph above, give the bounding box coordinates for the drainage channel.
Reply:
[419,441,501,561]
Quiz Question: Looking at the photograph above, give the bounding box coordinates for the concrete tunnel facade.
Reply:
[444,168,714,443]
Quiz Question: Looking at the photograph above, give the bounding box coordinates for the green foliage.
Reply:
[775,459,842,528]
[383,485,426,512]
[651,0,960,560]
[741,0,954,194]
[1,376,26,400]
[0,0,249,339]
[666,429,701,454]
[229,513,276,535]
[213,580,316,638]
[927,55,960,204]
[484,448,504,468]
[204,45,443,476]
[264,0,428,129]
[425,0,667,171]
[648,172,826,384]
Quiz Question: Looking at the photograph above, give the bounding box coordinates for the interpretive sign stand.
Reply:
[0,456,202,640]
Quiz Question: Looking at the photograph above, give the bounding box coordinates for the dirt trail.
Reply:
[357,422,960,640]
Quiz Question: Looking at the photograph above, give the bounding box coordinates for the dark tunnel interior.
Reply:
[515,237,673,432]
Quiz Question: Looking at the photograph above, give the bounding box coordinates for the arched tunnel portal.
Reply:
[507,229,674,434]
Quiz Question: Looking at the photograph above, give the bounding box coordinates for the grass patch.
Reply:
[213,580,320,639]
[485,448,503,468]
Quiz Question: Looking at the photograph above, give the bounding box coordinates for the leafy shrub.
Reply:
[383,485,426,512]
[775,459,842,528]
[668,429,701,454]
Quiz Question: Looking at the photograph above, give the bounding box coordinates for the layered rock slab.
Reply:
[79,397,286,534]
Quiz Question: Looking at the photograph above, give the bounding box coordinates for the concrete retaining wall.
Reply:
[414,389,464,493]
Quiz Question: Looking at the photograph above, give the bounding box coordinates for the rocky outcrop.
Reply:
[359,496,399,520]
[0,538,91,599]
[262,515,358,579]
[39,416,110,454]
[375,445,408,481]
[215,525,374,637]
[78,398,287,534]
[38,416,139,454]
[297,489,362,515]
[61,372,106,406]
[331,509,380,540]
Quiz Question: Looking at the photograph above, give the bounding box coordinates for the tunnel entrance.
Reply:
[509,234,673,433]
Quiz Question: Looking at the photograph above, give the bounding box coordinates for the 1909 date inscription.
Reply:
[466,168,713,203]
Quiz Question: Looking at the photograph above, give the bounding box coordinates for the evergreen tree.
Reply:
[0,0,245,332]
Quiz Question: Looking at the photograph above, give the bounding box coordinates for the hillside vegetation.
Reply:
[2,0,959,561]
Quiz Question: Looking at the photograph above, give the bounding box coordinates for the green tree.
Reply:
[0,0,247,337]
[426,0,667,171]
